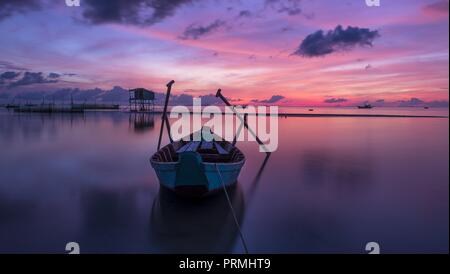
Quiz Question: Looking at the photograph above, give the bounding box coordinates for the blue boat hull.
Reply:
[151,160,245,194]
[150,142,245,197]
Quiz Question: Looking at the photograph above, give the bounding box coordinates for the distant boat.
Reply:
[308,109,314,111]
[150,129,245,197]
[357,103,373,109]
[424,106,429,109]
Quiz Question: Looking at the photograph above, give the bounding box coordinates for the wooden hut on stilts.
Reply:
[128,88,155,112]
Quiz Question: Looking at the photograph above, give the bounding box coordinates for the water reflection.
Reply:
[0,111,158,141]
[80,187,143,233]
[75,186,155,253]
[129,113,155,133]
[149,186,245,253]
[0,111,85,142]
[0,109,448,253]
[302,150,373,189]
[250,152,271,184]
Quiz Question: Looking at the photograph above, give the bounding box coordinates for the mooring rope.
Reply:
[214,164,249,254]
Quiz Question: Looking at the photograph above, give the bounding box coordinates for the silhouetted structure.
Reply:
[128,88,155,112]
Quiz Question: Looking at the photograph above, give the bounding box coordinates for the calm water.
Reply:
[0,108,448,253]
[154,105,450,117]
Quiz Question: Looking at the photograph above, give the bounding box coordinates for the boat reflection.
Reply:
[149,185,245,253]
[247,153,271,199]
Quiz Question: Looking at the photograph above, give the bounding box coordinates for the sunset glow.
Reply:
[0,0,448,106]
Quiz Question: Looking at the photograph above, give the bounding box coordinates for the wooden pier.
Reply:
[71,103,119,110]
[13,104,84,113]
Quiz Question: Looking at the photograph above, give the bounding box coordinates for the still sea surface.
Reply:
[0,107,448,253]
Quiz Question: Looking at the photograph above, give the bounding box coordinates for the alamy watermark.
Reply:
[65,0,80,7]
[366,0,381,7]
[64,241,379,254]
[365,242,381,254]
[65,242,80,254]
[169,98,279,153]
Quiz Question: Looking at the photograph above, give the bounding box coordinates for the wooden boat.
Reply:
[150,130,245,197]
[149,81,266,198]
[357,103,373,109]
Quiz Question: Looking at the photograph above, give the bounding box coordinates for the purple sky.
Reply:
[0,0,448,106]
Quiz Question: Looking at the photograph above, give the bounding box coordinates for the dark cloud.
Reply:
[397,98,426,107]
[293,25,380,57]
[426,100,449,108]
[402,97,424,105]
[7,72,58,88]
[303,12,315,20]
[1,71,20,80]
[82,0,195,26]
[0,85,229,106]
[186,94,223,106]
[252,95,285,104]
[324,98,348,104]
[48,73,61,79]
[372,99,385,106]
[266,0,302,16]
[395,98,449,107]
[365,98,449,107]
[179,20,225,40]
[238,10,252,18]
[0,61,27,71]
[0,0,41,21]
[230,98,242,102]
[277,6,301,15]
[423,0,449,14]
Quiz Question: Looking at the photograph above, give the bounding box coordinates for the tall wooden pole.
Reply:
[157,80,175,150]
[216,89,270,154]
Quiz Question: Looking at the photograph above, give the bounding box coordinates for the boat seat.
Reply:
[176,141,201,153]
[188,141,201,152]
[176,143,190,153]
[200,141,214,150]
[175,151,208,187]
[214,142,229,155]
[222,142,234,152]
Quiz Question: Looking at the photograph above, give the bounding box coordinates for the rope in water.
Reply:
[214,164,249,254]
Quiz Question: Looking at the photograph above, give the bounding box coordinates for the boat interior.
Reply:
[151,140,244,163]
